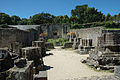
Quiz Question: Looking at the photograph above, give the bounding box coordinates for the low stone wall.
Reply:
[63,42,73,48]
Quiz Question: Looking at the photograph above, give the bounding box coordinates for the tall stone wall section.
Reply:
[0,28,38,48]
[70,27,103,47]
[9,24,71,39]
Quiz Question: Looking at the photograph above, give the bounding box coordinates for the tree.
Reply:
[71,5,104,24]
[70,16,79,24]
[11,15,21,25]
[53,16,63,23]
[105,13,112,21]
[62,15,70,23]
[30,13,54,24]
[0,13,12,25]
[18,18,28,25]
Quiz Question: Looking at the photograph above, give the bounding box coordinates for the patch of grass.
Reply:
[104,28,120,30]
[47,38,69,46]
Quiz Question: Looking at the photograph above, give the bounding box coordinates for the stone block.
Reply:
[72,43,80,49]
[63,42,73,48]
[8,61,34,80]
[9,42,23,54]
[21,47,42,60]
[34,71,47,80]
[0,48,14,72]
[114,66,120,79]
[32,41,46,57]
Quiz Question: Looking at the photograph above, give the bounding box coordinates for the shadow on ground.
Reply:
[44,65,54,71]
[44,53,54,57]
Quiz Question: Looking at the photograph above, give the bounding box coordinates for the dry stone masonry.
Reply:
[32,41,46,57]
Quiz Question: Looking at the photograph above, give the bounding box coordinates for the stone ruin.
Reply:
[86,33,120,69]
[21,47,44,72]
[32,41,46,57]
[0,48,14,80]
[78,38,94,54]
[0,24,70,80]
[0,40,47,80]
[68,27,120,70]
[72,38,81,49]
[63,42,73,48]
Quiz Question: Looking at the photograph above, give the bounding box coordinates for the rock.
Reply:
[80,59,86,63]
[14,58,27,68]
[114,66,120,79]
[0,48,14,72]
[97,67,100,71]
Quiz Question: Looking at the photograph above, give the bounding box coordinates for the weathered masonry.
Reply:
[69,27,120,69]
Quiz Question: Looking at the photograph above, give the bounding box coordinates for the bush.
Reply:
[47,38,69,46]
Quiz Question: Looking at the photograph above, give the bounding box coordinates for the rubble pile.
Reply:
[86,33,120,69]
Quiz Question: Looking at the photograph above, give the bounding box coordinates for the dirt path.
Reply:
[43,47,113,80]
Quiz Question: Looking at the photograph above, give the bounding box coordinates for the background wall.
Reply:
[70,27,103,46]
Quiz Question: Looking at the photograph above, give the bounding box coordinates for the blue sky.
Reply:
[0,0,120,18]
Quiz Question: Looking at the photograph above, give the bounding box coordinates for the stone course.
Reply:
[63,42,73,48]
[32,41,46,57]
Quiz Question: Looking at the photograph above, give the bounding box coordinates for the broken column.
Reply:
[32,41,46,57]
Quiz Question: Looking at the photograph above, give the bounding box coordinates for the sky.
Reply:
[0,0,120,19]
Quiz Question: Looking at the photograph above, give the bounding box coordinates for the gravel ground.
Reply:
[43,47,113,80]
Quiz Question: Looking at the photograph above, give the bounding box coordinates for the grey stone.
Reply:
[63,42,73,48]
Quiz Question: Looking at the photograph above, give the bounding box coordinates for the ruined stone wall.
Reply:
[70,27,103,47]
[9,24,71,39]
[0,28,37,48]
[39,24,71,39]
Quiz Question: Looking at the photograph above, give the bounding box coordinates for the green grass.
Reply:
[104,28,120,30]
